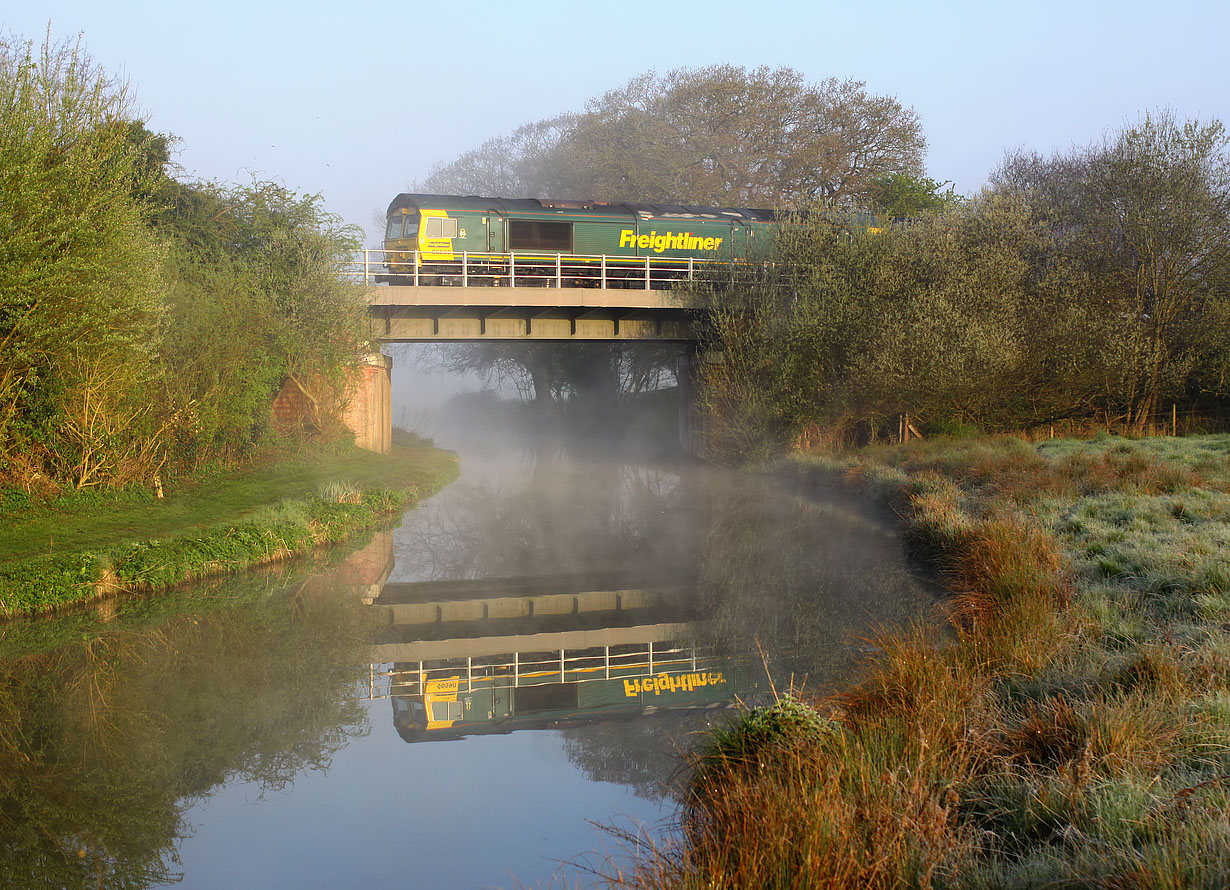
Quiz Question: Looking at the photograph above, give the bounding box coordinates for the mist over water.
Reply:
[0,369,937,889]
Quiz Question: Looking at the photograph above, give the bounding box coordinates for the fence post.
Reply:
[413,251,419,287]
[510,252,516,287]
[600,255,607,289]
[556,253,562,288]
[363,249,369,284]
[645,256,651,290]
[461,251,468,287]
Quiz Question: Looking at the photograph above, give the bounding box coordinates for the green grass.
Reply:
[0,436,456,564]
[0,434,459,616]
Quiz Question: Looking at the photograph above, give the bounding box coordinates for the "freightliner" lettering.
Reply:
[619,230,723,253]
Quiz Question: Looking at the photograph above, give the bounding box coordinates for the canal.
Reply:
[0,414,936,889]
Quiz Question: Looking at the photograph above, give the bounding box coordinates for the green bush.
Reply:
[694,695,835,777]
[0,551,109,616]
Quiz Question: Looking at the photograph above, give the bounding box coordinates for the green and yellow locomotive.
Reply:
[381,193,778,287]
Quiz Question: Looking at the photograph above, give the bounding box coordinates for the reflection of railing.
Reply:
[344,248,745,289]
[366,641,709,700]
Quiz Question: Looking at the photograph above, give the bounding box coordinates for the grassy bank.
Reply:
[614,434,1230,889]
[0,435,459,616]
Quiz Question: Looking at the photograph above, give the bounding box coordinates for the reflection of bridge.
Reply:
[366,569,698,663]
[354,563,756,740]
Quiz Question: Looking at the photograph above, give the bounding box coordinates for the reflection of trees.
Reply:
[0,566,377,888]
[694,474,935,692]
[557,473,935,809]
[560,715,701,803]
[420,342,681,410]
[394,454,693,583]
[392,447,932,694]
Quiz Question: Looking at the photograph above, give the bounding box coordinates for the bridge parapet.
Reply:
[364,284,681,311]
[345,247,734,292]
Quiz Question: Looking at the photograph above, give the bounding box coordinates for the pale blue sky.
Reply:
[7,1,1227,241]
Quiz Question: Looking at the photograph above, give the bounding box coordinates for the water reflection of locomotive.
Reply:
[388,645,757,742]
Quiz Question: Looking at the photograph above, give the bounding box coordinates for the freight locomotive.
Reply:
[380,193,778,287]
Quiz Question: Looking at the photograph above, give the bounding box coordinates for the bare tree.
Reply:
[803,77,927,207]
[417,115,575,198]
[414,66,927,209]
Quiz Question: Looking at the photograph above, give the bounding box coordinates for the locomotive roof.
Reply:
[386,193,776,223]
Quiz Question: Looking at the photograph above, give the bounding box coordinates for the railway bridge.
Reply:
[342,249,706,454]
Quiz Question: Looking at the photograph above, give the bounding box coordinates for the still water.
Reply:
[0,426,935,889]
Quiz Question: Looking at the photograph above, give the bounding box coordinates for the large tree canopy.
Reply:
[421,65,926,209]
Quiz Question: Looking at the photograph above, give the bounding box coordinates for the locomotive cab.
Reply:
[382,195,496,282]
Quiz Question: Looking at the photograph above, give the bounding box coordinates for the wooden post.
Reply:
[1173,403,1177,436]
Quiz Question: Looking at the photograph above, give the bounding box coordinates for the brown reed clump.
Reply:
[945,516,1069,619]
[608,717,972,890]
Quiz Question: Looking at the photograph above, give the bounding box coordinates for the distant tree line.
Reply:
[0,33,367,491]
[698,112,1230,460]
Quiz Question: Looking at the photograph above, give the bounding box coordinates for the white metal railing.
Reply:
[343,248,746,290]
[364,641,716,700]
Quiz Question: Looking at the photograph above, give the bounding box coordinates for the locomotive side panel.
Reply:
[572,222,631,257]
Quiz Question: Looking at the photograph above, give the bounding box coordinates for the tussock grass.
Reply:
[610,435,1230,889]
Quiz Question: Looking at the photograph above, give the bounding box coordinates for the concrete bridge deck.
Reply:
[365,284,696,342]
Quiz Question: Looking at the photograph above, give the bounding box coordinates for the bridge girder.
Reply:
[371,306,694,342]
[365,284,698,342]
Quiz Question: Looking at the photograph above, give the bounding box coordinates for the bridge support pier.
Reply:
[676,349,702,456]
[343,352,393,454]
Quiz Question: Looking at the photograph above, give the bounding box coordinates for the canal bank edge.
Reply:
[634,433,1230,888]
[0,446,460,618]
